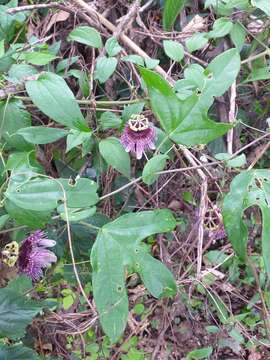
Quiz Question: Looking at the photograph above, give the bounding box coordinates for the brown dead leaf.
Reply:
[182,15,207,35]
[45,10,70,34]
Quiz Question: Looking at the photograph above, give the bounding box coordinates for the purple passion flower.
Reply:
[18,230,57,281]
[120,114,156,159]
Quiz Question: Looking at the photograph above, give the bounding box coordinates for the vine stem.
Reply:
[14,95,146,106]
[241,49,270,65]
[57,181,96,313]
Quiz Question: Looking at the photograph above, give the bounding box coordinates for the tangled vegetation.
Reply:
[1,0,270,359]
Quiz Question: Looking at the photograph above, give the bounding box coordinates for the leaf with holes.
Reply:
[91,209,177,342]
[5,176,99,211]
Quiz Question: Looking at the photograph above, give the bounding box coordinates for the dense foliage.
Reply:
[1,0,270,358]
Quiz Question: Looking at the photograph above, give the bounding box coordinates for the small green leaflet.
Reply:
[223,170,270,279]
[66,129,91,152]
[187,346,213,359]
[91,210,177,342]
[142,154,168,185]
[186,33,208,53]
[163,40,184,62]
[105,37,122,56]
[99,137,131,178]
[94,56,117,83]
[68,26,103,48]
[208,18,233,38]
[122,55,144,66]
[24,51,57,66]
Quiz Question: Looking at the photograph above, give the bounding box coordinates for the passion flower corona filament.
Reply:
[18,230,57,281]
[120,114,156,159]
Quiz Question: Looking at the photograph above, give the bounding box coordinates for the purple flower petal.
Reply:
[18,230,57,281]
[120,115,156,159]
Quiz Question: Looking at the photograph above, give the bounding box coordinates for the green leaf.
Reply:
[91,209,177,342]
[186,346,213,359]
[26,72,88,131]
[136,251,176,298]
[145,58,160,69]
[0,288,42,339]
[24,51,57,65]
[227,154,246,167]
[5,176,99,211]
[215,152,246,167]
[17,126,68,144]
[5,151,40,172]
[99,111,122,130]
[8,64,38,83]
[175,49,240,108]
[68,26,102,48]
[59,206,96,222]
[5,199,51,229]
[0,344,41,360]
[222,170,270,279]
[94,56,117,83]
[105,37,122,56]
[56,56,79,74]
[163,40,184,62]
[243,66,270,83]
[7,276,33,295]
[60,178,99,208]
[142,154,168,185]
[222,171,253,260]
[186,33,208,53]
[208,18,233,38]
[230,23,246,51]
[251,0,270,15]
[99,137,131,178]
[202,48,240,107]
[66,129,91,152]
[0,214,9,229]
[91,234,128,344]
[163,0,187,30]
[139,67,181,133]
[139,66,232,146]
[0,39,4,57]
[122,55,144,66]
[0,99,32,150]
